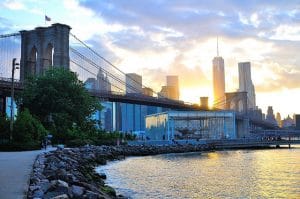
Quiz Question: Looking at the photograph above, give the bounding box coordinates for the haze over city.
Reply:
[1,0,300,117]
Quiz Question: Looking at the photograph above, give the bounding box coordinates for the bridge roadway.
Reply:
[88,89,202,110]
[0,79,205,110]
[0,78,23,94]
[0,79,277,129]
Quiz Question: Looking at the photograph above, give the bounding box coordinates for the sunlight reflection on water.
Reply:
[96,148,300,199]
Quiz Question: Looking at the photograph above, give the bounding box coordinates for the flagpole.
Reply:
[44,9,46,26]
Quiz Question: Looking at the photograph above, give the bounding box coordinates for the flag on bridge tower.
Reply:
[45,15,51,26]
[45,15,51,22]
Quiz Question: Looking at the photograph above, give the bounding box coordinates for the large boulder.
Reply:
[71,185,85,198]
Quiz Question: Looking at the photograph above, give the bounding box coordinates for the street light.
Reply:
[10,58,19,141]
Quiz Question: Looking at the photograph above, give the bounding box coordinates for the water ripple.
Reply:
[97,149,300,199]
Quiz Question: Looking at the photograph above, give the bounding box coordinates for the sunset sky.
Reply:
[0,0,300,118]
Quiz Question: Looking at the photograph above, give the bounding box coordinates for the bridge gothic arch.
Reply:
[44,43,54,72]
[238,100,244,112]
[27,46,37,76]
[20,23,71,81]
[230,101,236,110]
[225,91,248,113]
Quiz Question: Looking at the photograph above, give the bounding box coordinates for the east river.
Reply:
[96,148,300,199]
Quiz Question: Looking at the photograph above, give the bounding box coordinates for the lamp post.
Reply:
[10,58,19,141]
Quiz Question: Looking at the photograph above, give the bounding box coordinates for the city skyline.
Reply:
[0,0,299,117]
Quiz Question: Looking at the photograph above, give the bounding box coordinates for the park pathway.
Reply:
[0,147,55,199]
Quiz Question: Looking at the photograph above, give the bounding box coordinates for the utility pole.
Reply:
[10,58,19,141]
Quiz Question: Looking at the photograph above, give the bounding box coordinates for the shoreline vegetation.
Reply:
[27,144,214,199]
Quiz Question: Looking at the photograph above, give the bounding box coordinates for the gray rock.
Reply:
[57,180,69,188]
[51,194,69,199]
[45,180,70,198]
[30,176,41,184]
[29,185,40,192]
[32,189,44,198]
[57,161,66,169]
[71,185,85,198]
[84,190,99,199]
[39,181,51,192]
[98,173,106,179]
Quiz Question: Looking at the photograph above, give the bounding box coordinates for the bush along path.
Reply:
[27,144,214,199]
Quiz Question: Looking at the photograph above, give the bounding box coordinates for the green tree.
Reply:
[19,68,101,143]
[0,114,9,140]
[13,108,48,143]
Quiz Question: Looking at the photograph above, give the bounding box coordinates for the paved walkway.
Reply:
[0,147,55,199]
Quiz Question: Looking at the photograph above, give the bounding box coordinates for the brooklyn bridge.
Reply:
[0,23,299,141]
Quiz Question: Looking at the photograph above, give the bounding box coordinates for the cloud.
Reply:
[1,0,300,114]
[3,0,26,10]
[255,62,300,92]
[141,54,209,93]
[79,0,300,40]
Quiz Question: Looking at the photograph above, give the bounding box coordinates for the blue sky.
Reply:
[1,0,300,117]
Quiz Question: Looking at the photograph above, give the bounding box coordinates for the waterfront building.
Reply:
[238,62,256,110]
[119,103,167,133]
[104,108,113,131]
[145,111,236,140]
[91,101,111,130]
[126,73,142,94]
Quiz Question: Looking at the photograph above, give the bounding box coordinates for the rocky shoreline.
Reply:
[27,144,213,199]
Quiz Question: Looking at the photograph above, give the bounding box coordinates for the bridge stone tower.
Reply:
[225,91,248,113]
[20,23,71,81]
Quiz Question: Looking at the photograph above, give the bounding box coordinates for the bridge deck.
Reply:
[0,79,278,129]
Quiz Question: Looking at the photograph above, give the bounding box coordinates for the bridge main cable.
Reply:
[69,32,161,97]
[0,32,20,38]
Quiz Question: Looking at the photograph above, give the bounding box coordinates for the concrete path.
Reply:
[0,147,55,199]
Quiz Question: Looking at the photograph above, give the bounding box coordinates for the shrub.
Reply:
[0,114,10,141]
[66,139,95,147]
[13,109,48,143]
[101,185,116,196]
[94,139,117,146]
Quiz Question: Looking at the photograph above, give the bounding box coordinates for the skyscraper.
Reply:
[124,73,143,133]
[84,69,111,92]
[158,76,180,100]
[212,38,225,108]
[238,62,256,110]
[266,106,277,125]
[276,112,282,127]
[166,76,179,100]
[126,73,142,94]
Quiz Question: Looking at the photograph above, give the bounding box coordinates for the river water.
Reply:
[96,148,300,199]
